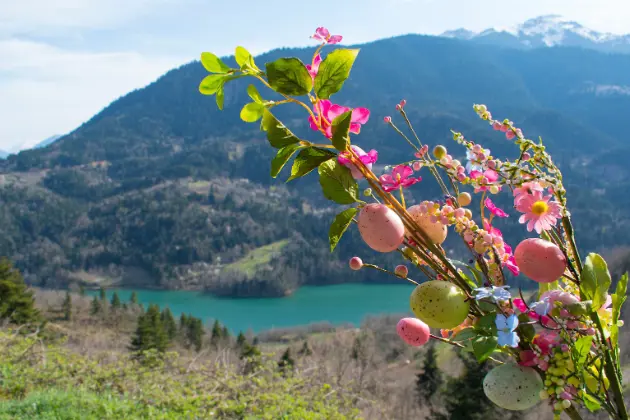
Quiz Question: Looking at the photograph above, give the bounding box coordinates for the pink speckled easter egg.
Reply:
[406,205,448,245]
[514,238,567,283]
[358,204,405,253]
[396,317,431,347]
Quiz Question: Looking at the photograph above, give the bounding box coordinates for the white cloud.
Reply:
[0,39,185,151]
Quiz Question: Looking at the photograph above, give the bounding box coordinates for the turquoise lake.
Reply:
[93,284,415,333]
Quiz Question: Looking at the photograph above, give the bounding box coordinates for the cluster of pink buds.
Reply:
[475,104,524,141]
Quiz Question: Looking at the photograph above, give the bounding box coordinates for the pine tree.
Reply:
[210,320,222,347]
[298,340,313,357]
[235,331,247,349]
[129,291,139,305]
[79,285,86,296]
[90,296,101,315]
[417,341,443,408]
[187,317,204,352]
[430,351,501,420]
[240,341,262,374]
[0,258,40,324]
[179,313,189,331]
[130,304,169,354]
[278,347,295,371]
[62,291,72,321]
[99,287,106,301]
[110,292,121,310]
[161,308,177,340]
[221,326,230,340]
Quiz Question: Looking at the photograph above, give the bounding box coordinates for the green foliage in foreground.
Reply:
[0,329,359,419]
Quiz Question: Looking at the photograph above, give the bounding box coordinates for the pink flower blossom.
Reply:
[306,54,321,80]
[485,198,509,218]
[308,100,370,138]
[312,27,342,44]
[516,190,562,234]
[338,145,378,180]
[379,165,421,192]
[513,181,544,204]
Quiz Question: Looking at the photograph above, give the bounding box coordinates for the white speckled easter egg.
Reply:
[483,364,543,411]
[410,281,469,329]
[396,317,431,347]
[358,204,405,253]
[406,205,447,245]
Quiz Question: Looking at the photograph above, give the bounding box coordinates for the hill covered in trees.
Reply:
[1,34,630,296]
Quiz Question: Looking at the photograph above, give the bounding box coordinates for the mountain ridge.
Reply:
[442,15,630,53]
[1,32,630,296]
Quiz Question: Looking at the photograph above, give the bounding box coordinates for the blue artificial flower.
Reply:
[529,297,551,316]
[495,314,520,348]
[473,285,511,303]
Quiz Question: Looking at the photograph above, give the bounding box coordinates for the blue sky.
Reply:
[1,0,629,151]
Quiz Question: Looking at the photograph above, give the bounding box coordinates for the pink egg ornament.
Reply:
[396,317,431,347]
[514,238,567,283]
[358,204,405,253]
[406,205,448,245]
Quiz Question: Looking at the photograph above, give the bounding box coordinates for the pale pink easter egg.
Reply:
[514,238,567,283]
[396,317,431,347]
[358,204,405,253]
[406,205,448,245]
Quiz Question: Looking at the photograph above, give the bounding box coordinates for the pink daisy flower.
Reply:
[513,181,544,204]
[515,190,562,234]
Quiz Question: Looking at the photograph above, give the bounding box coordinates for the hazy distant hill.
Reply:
[34,135,62,149]
[2,31,630,295]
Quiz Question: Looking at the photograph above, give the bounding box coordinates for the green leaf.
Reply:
[329,208,357,252]
[199,75,225,95]
[200,52,231,73]
[611,273,628,347]
[451,328,477,343]
[288,148,336,182]
[516,314,536,342]
[318,160,360,205]
[247,84,264,104]
[270,144,302,178]
[235,46,258,71]
[583,393,601,412]
[261,110,301,149]
[331,111,352,151]
[572,336,593,369]
[216,85,225,110]
[474,313,498,333]
[265,58,313,96]
[314,49,359,99]
[472,335,498,362]
[580,253,612,311]
[240,102,265,123]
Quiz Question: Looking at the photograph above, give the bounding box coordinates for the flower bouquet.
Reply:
[198,27,628,419]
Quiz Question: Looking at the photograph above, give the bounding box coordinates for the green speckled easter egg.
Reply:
[409,281,469,329]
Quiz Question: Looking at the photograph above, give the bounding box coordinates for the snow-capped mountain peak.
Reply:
[442,15,630,53]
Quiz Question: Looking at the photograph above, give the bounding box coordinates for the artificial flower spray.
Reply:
[198,27,628,419]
